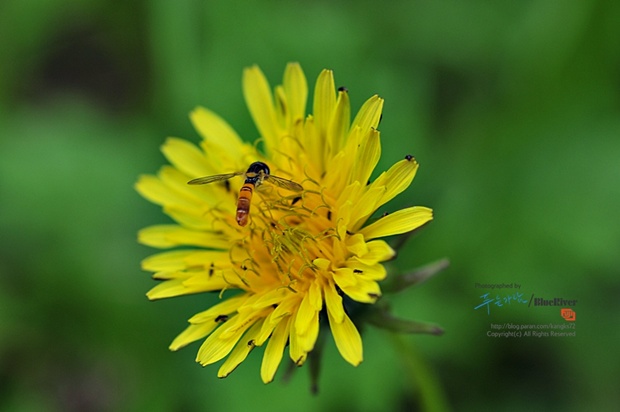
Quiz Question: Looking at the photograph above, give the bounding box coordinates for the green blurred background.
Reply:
[1,1,619,411]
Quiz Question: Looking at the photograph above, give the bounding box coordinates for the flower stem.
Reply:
[390,334,451,412]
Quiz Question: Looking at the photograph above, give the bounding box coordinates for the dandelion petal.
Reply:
[283,62,307,125]
[243,65,281,152]
[359,206,433,240]
[328,310,363,366]
[218,320,263,378]
[261,318,291,383]
[170,322,219,351]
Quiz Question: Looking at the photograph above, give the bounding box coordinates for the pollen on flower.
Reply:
[136,62,434,384]
[259,197,334,282]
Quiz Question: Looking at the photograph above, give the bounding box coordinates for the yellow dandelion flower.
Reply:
[136,63,433,384]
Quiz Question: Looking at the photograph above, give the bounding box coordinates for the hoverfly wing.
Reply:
[264,174,304,192]
[187,172,242,185]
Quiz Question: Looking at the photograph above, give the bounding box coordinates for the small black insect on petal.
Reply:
[338,86,348,92]
[405,154,414,161]
[353,269,363,274]
[215,315,229,323]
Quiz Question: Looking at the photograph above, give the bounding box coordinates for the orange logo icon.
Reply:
[561,308,576,321]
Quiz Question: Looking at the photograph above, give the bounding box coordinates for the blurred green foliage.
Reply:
[1,0,619,411]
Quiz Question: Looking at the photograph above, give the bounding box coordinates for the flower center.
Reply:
[228,187,337,292]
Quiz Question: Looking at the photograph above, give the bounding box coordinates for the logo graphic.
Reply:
[561,308,576,321]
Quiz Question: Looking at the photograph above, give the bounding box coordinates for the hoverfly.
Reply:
[188,161,303,226]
